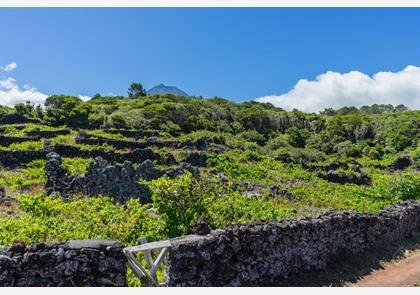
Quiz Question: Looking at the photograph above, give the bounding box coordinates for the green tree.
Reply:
[35,104,44,120]
[14,101,35,118]
[128,82,147,99]
[286,126,310,148]
[44,95,91,127]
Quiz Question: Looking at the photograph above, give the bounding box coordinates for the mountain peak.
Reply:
[147,84,189,97]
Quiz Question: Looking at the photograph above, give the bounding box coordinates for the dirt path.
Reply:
[354,251,420,287]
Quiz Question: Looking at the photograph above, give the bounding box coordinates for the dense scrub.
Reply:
[0,96,419,282]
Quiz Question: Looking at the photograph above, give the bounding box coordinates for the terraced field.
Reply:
[0,96,419,285]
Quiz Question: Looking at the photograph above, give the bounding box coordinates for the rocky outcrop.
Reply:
[0,240,126,287]
[166,200,420,286]
[389,154,414,171]
[165,162,200,179]
[310,159,372,185]
[317,170,371,185]
[181,152,208,167]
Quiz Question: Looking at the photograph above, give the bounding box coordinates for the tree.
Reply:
[35,104,44,120]
[128,82,147,99]
[286,126,310,148]
[44,95,91,127]
[14,101,35,118]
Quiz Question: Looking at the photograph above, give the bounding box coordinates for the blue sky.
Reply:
[0,8,419,111]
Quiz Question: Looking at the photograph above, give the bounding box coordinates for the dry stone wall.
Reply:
[0,201,419,287]
[0,150,48,168]
[45,152,199,203]
[0,114,38,125]
[76,132,178,150]
[166,200,420,286]
[0,144,160,169]
[45,152,151,203]
[0,240,126,287]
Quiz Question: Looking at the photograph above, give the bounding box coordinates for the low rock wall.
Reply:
[0,145,160,168]
[76,132,178,150]
[0,240,126,287]
[26,129,71,138]
[166,200,420,286]
[0,114,38,125]
[0,150,48,168]
[0,135,41,145]
[45,152,199,203]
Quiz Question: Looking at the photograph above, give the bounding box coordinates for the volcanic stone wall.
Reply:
[76,132,178,150]
[0,135,41,145]
[0,144,160,169]
[0,114,38,125]
[166,200,420,286]
[0,150,48,168]
[45,152,199,203]
[45,152,151,203]
[0,240,126,287]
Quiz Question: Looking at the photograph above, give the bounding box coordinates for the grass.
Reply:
[0,141,44,151]
[0,160,46,192]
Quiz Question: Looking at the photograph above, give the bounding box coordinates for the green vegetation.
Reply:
[62,158,92,175]
[0,141,44,151]
[0,93,418,262]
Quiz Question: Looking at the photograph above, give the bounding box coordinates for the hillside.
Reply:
[0,94,419,284]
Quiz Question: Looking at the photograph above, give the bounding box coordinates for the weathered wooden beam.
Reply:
[126,240,171,252]
[151,247,169,276]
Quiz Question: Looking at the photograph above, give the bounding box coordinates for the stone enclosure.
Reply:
[0,200,419,286]
[45,152,199,203]
[165,200,420,286]
[0,240,126,287]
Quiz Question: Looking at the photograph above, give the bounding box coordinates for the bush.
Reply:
[286,127,310,148]
[44,95,91,128]
[149,173,215,237]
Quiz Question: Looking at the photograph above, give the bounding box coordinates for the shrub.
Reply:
[149,173,215,237]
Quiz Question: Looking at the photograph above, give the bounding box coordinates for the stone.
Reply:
[389,154,414,171]
[166,200,420,287]
[194,219,212,235]
[0,240,127,287]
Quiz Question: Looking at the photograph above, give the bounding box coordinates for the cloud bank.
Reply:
[1,62,48,106]
[0,61,92,107]
[255,66,420,112]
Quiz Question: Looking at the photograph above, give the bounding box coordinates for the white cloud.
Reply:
[0,61,48,106]
[78,95,91,101]
[0,62,93,106]
[2,62,17,72]
[0,77,48,106]
[255,66,420,113]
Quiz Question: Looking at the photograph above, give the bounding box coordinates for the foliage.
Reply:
[0,141,44,151]
[149,173,212,237]
[128,82,147,99]
[0,195,166,246]
[44,95,91,127]
[62,158,92,175]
